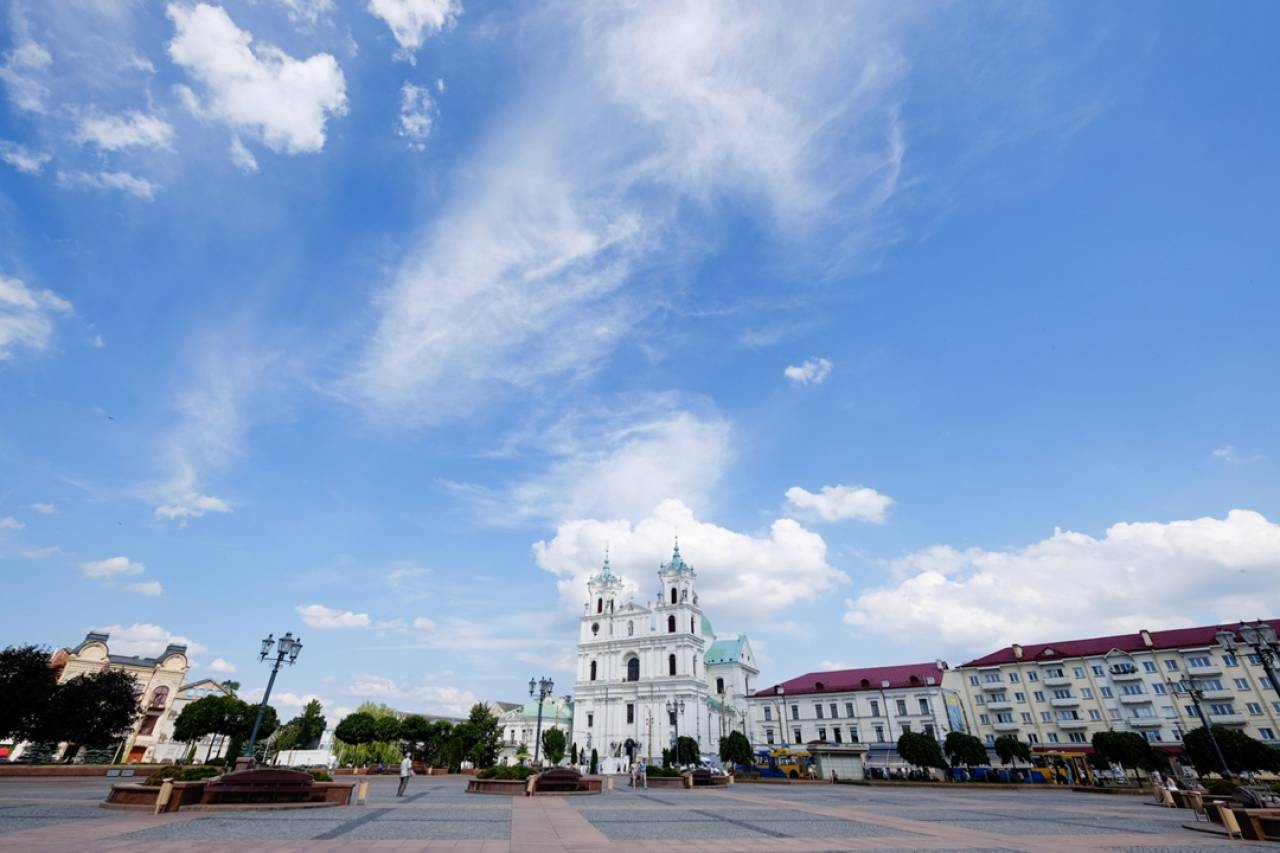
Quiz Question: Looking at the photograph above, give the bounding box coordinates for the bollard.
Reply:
[154,780,173,815]
[357,781,369,805]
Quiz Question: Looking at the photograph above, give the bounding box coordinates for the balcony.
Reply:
[985,700,1013,711]
[1058,719,1089,730]
[980,681,1006,692]
[1042,675,1072,687]
[1119,693,1152,705]
[1207,713,1246,726]
[1187,662,1223,676]
[1198,689,1233,701]
[1049,697,1079,708]
[1108,668,1143,682]
[992,721,1020,733]
[1127,717,1164,728]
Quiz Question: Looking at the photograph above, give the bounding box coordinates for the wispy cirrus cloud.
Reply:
[0,276,73,361]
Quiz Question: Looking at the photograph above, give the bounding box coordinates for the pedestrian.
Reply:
[397,754,414,797]
[629,762,638,788]
[639,759,648,789]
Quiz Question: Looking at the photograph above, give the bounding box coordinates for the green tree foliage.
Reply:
[334,712,378,746]
[1182,725,1280,775]
[542,727,566,764]
[590,747,599,774]
[992,735,1032,766]
[443,703,502,770]
[293,699,326,749]
[398,714,432,751]
[224,702,278,767]
[570,742,579,765]
[719,730,753,769]
[944,731,989,768]
[373,715,402,744]
[674,735,701,765]
[19,742,59,764]
[0,645,57,742]
[46,669,139,754]
[897,731,947,770]
[1091,731,1163,781]
[220,680,240,695]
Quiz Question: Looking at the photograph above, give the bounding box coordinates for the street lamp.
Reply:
[1217,622,1280,702]
[245,631,302,763]
[529,676,554,765]
[666,697,686,765]
[1173,676,1232,779]
[775,685,787,747]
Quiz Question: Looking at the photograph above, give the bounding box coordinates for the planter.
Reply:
[0,764,171,778]
[645,775,690,789]
[467,779,531,796]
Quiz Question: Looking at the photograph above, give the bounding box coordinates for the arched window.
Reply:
[716,677,724,695]
[627,657,640,682]
[668,654,677,676]
[670,587,678,605]
[860,678,870,688]
[667,614,676,633]
[590,660,597,681]
[596,598,603,614]
[691,616,695,633]
[149,686,170,709]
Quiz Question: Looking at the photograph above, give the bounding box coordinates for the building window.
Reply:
[628,621,634,637]
[764,707,772,722]
[791,704,799,721]
[1027,733,1039,744]
[969,675,979,686]
[1040,711,1051,722]
[668,654,677,676]
[1165,659,1179,670]
[149,686,170,709]
[901,722,912,735]
[1052,688,1071,699]
[1072,667,1084,678]
[918,698,930,715]
[1027,671,1038,682]
[1100,687,1113,698]
[793,727,802,743]
[1047,733,1060,743]
[691,616,696,633]
[587,713,594,728]
[975,695,985,705]
[1153,683,1166,694]
[1187,655,1211,668]
[1088,709,1101,721]
[716,677,725,695]
[597,598,603,614]
[817,726,827,741]
[1068,732,1087,743]
[830,703,839,719]
[590,660,597,681]
[845,702,855,717]
[874,724,885,742]
[1091,665,1104,676]
[815,704,824,719]
[138,714,159,736]
[1246,702,1263,716]
[984,672,1001,683]
[1033,691,1045,702]
[1234,678,1250,690]
[1143,661,1157,673]
[849,726,860,742]
[667,614,676,633]
[979,714,990,725]
[627,657,640,682]
[870,700,880,717]
[1009,672,1020,683]
[1108,708,1121,720]
[1081,688,1093,699]
[1021,712,1032,723]
[671,587,678,605]
[1121,684,1146,696]
[765,728,775,744]
[626,704,635,724]
[896,699,908,716]
[1260,728,1276,741]
[1223,654,1239,667]
[833,727,843,743]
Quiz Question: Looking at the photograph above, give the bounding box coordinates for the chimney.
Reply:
[1139,629,1153,648]
[935,659,949,671]
[1011,643,1023,660]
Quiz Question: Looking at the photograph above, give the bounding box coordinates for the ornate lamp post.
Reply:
[245,631,302,763]
[665,697,686,765]
[1173,676,1232,778]
[1216,622,1280,702]
[529,676,554,765]
[775,685,788,747]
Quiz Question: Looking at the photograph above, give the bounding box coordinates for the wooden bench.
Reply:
[535,768,584,793]
[200,768,314,804]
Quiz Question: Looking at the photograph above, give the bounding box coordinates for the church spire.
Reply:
[660,535,693,574]
[592,546,618,583]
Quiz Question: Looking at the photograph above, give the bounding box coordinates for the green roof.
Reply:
[705,636,745,665]
[700,614,715,638]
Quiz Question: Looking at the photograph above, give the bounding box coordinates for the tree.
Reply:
[1091,731,1163,782]
[223,701,277,768]
[944,731,989,769]
[674,735,701,766]
[719,731,753,770]
[220,680,240,695]
[589,747,599,774]
[334,712,378,747]
[373,715,402,744]
[458,703,502,769]
[399,714,433,758]
[0,645,57,742]
[897,731,947,771]
[542,727,566,764]
[570,742,579,765]
[1183,725,1280,776]
[992,735,1032,767]
[293,699,326,749]
[45,669,139,757]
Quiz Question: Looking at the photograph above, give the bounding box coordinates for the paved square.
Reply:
[0,776,1272,852]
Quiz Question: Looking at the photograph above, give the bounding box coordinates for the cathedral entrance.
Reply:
[624,738,637,764]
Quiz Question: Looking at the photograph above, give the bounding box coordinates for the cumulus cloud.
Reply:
[534,498,847,625]
[167,2,347,157]
[155,493,231,521]
[0,140,50,174]
[276,0,335,27]
[367,0,460,59]
[75,110,174,150]
[397,81,434,150]
[0,38,51,113]
[91,623,205,657]
[784,357,833,386]
[0,276,73,361]
[125,580,164,596]
[786,484,893,524]
[344,673,477,716]
[845,509,1280,658]
[56,169,158,200]
[228,135,258,173]
[0,516,23,529]
[349,3,906,423]
[208,657,236,673]
[297,603,372,629]
[81,556,145,578]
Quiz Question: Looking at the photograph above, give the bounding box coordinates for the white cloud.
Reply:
[397,81,434,150]
[367,0,460,60]
[228,135,258,173]
[534,497,847,625]
[125,580,164,596]
[0,38,52,113]
[0,516,23,530]
[0,276,74,361]
[167,2,347,156]
[155,493,231,520]
[0,140,50,174]
[208,657,236,673]
[75,110,175,151]
[462,403,731,525]
[31,502,55,514]
[56,169,158,200]
[343,674,477,716]
[786,484,893,524]
[22,546,59,559]
[1213,445,1261,465]
[411,616,436,630]
[90,623,205,657]
[844,509,1280,659]
[784,357,833,386]
[81,556,145,578]
[244,689,330,711]
[349,3,906,423]
[276,0,335,27]
[297,603,372,629]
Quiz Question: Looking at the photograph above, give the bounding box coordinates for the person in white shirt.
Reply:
[397,755,414,797]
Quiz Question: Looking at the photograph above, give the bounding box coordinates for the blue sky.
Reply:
[2,0,1278,721]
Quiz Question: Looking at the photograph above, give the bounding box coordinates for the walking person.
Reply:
[629,761,638,788]
[397,753,414,797]
[638,759,648,789]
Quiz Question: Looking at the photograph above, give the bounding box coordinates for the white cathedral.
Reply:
[570,541,758,772]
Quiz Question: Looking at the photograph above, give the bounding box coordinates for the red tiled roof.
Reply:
[751,662,945,698]
[959,619,1280,668]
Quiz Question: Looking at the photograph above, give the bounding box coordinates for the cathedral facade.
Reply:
[570,542,758,772]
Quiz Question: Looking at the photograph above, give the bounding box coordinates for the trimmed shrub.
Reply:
[475,765,535,780]
[1204,778,1238,796]
[308,769,333,782]
[645,766,683,778]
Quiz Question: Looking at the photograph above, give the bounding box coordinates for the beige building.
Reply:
[952,620,1280,761]
[50,631,190,763]
[150,678,235,763]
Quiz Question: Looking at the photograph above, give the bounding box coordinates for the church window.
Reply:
[587,713,593,728]
[627,621,634,637]
[671,587,678,605]
[590,660,597,681]
[667,615,676,633]
[691,616,695,632]
[627,703,634,723]
[597,598,602,614]
[668,654,677,676]
[627,657,640,682]
[716,677,724,695]
[591,622,599,636]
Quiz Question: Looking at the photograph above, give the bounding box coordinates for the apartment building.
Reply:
[747,662,967,766]
[953,620,1280,756]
